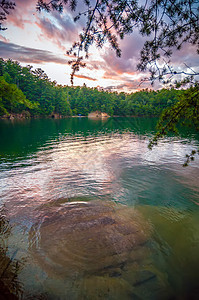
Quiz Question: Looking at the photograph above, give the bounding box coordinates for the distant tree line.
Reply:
[0,58,184,118]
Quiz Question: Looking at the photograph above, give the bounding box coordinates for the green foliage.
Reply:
[53,86,72,116]
[0,58,191,122]
[148,83,199,165]
[0,76,34,115]
[0,59,72,117]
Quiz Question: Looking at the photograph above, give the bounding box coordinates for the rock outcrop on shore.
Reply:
[88,111,110,118]
[1,111,31,120]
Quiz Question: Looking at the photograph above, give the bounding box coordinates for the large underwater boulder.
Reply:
[29,200,172,299]
[29,200,151,277]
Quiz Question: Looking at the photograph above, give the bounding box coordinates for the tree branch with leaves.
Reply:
[36,0,199,84]
[0,0,15,30]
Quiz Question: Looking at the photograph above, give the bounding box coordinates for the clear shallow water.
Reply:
[0,117,199,299]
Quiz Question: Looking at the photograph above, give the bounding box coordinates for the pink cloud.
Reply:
[4,0,36,29]
[74,74,97,81]
[35,13,79,51]
[0,35,10,43]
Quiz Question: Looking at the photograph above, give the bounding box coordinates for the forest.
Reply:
[0,58,184,118]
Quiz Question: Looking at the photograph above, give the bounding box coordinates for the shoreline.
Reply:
[0,114,159,120]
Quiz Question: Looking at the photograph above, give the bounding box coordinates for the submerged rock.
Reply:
[29,200,172,299]
[29,200,151,278]
[77,276,134,300]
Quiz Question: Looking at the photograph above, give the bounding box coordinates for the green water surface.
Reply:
[0,117,199,299]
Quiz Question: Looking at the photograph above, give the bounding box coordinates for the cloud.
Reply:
[74,74,97,81]
[0,35,10,43]
[4,0,36,29]
[101,32,145,76]
[101,29,199,84]
[103,79,150,93]
[4,0,80,44]
[102,51,138,76]
[169,43,199,74]
[102,68,138,81]
[86,61,103,71]
[35,13,79,51]
[0,40,66,64]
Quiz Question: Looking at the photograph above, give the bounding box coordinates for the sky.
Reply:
[0,0,198,92]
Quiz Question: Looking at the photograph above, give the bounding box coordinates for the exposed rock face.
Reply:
[1,111,31,119]
[88,111,110,118]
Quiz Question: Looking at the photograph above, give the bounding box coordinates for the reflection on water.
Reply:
[28,200,156,299]
[0,209,23,298]
[0,117,199,299]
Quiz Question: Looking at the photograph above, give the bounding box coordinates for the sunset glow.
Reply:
[0,0,198,92]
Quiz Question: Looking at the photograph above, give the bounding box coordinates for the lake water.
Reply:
[0,117,199,299]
